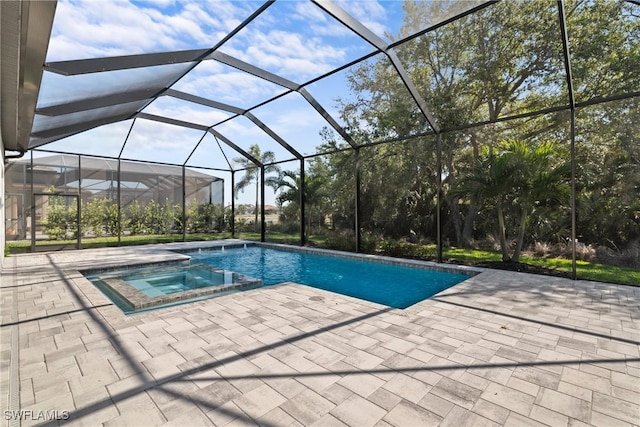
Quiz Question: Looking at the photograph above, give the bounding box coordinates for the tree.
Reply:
[82,197,110,237]
[326,0,637,262]
[124,200,146,235]
[335,1,567,246]
[457,140,569,262]
[275,166,328,235]
[43,192,78,240]
[233,144,280,231]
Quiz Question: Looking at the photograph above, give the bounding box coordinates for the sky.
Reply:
[32,0,445,205]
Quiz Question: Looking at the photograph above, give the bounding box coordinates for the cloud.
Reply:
[172,59,287,107]
[334,0,389,39]
[213,117,296,164]
[39,119,136,157]
[123,118,206,161]
[40,0,376,168]
[46,0,255,60]
[143,97,233,127]
[293,1,328,23]
[230,29,348,81]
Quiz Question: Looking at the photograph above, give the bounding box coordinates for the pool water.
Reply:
[188,246,471,309]
[85,264,262,314]
[123,266,235,297]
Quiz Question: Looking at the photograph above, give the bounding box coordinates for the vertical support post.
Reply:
[21,160,27,240]
[75,195,81,250]
[30,152,35,253]
[182,165,187,242]
[570,109,577,279]
[231,171,236,238]
[558,0,577,280]
[355,148,361,253]
[300,159,306,246]
[117,159,122,246]
[77,155,82,250]
[260,166,266,242]
[436,133,443,263]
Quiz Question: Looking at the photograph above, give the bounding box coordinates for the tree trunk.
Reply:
[512,208,528,263]
[497,203,510,261]
[451,196,463,245]
[462,200,478,247]
[461,131,480,246]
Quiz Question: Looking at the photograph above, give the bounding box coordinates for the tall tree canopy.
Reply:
[318,0,639,260]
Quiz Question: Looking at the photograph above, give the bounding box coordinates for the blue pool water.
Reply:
[122,266,234,297]
[188,246,471,309]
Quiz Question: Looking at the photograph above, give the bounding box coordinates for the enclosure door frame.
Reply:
[31,192,81,252]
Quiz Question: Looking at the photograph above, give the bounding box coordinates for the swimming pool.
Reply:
[85,263,262,313]
[188,246,472,309]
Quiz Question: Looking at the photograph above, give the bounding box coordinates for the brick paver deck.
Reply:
[1,241,638,426]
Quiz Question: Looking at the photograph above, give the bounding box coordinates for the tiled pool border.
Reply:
[184,241,484,277]
[71,239,482,320]
[80,258,191,276]
[97,264,262,310]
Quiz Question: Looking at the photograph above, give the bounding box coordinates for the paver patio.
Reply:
[1,241,639,426]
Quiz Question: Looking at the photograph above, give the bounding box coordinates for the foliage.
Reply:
[274,163,330,238]
[233,144,281,231]
[187,199,228,233]
[312,0,639,274]
[145,199,181,234]
[8,233,636,285]
[456,140,570,262]
[82,197,111,237]
[42,190,78,240]
[124,200,147,235]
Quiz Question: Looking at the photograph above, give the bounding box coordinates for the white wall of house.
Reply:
[1,129,6,268]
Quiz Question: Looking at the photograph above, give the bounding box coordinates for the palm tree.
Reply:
[275,169,327,235]
[233,144,280,231]
[458,145,517,261]
[457,140,569,262]
[507,140,570,261]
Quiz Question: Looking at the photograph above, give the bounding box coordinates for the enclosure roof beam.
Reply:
[207,51,299,91]
[126,0,275,127]
[30,112,133,141]
[244,112,303,159]
[31,1,275,150]
[212,134,235,171]
[183,131,209,167]
[313,0,386,51]
[44,49,210,76]
[208,129,262,167]
[202,50,358,149]
[298,88,358,149]
[313,0,441,134]
[164,89,245,115]
[1,0,57,153]
[164,89,303,159]
[136,112,209,131]
[36,88,157,116]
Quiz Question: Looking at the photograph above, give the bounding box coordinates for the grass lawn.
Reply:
[443,247,639,285]
[5,233,638,286]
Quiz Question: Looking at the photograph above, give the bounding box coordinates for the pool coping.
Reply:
[69,239,484,323]
[97,264,263,310]
[255,242,485,276]
[185,241,484,277]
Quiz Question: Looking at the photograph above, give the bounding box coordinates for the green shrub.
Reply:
[43,193,78,240]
